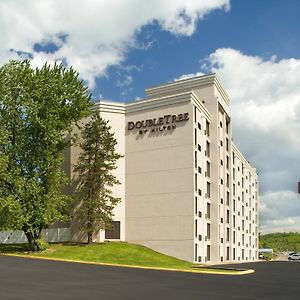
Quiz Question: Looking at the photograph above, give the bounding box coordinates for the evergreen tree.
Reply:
[74,112,122,243]
[0,60,91,250]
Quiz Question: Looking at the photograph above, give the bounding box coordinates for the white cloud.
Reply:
[259,191,300,233]
[199,48,300,232]
[0,0,229,88]
[180,49,300,232]
[174,72,205,81]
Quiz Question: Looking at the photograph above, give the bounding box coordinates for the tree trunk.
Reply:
[87,232,92,244]
[24,231,36,251]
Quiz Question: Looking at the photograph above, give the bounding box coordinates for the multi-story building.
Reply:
[67,74,259,264]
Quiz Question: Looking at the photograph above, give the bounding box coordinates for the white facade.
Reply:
[68,74,259,264]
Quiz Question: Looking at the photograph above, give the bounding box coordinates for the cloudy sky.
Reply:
[1,0,300,233]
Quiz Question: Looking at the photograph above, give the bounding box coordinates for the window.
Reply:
[226,228,230,242]
[195,220,198,237]
[207,224,211,240]
[206,141,210,157]
[206,161,211,178]
[206,182,211,198]
[198,144,201,151]
[220,121,223,128]
[233,215,236,228]
[206,203,211,219]
[226,247,230,260]
[195,174,197,191]
[220,179,223,185]
[226,192,230,206]
[233,231,236,243]
[226,138,229,152]
[226,210,230,224]
[194,151,197,168]
[226,119,229,134]
[206,245,211,261]
[198,122,201,130]
[198,166,201,173]
[226,173,230,187]
[206,121,210,137]
[220,140,223,146]
[195,197,197,214]
[194,128,197,146]
[226,156,229,169]
[105,221,121,239]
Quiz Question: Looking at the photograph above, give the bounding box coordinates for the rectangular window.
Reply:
[226,209,230,224]
[226,138,229,152]
[226,191,230,206]
[105,221,121,239]
[195,174,197,191]
[195,197,197,214]
[206,245,211,261]
[207,224,211,240]
[195,220,198,238]
[206,141,210,157]
[206,121,210,137]
[226,173,230,188]
[226,247,230,260]
[226,155,229,169]
[206,203,211,219]
[194,151,197,168]
[206,161,211,178]
[206,182,211,198]
[226,228,230,242]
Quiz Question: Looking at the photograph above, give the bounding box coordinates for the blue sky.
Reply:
[1,0,300,233]
[96,0,300,101]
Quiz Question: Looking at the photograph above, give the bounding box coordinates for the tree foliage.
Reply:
[73,112,122,243]
[0,60,91,250]
[259,232,300,252]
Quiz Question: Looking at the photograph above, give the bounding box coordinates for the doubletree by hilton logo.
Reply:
[127,112,189,135]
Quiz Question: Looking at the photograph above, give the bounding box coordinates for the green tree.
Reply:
[0,60,91,250]
[73,112,122,243]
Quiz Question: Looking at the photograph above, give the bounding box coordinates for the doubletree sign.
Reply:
[127,113,189,135]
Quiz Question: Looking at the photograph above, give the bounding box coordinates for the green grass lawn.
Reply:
[0,242,249,274]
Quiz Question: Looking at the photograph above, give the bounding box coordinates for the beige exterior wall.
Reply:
[125,94,195,262]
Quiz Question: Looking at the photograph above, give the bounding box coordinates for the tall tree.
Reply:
[0,60,91,250]
[74,112,122,243]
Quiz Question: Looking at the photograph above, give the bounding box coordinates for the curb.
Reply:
[1,253,254,276]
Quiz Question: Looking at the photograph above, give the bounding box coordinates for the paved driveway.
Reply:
[0,256,299,300]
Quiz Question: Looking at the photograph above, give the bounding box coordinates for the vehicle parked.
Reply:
[288,253,300,261]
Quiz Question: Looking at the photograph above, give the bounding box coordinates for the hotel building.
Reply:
[67,74,259,264]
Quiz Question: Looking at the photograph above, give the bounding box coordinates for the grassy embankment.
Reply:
[259,232,300,253]
[0,242,246,274]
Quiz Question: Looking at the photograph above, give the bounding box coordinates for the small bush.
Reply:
[34,239,49,252]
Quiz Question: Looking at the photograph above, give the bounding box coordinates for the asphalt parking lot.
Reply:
[0,255,299,300]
